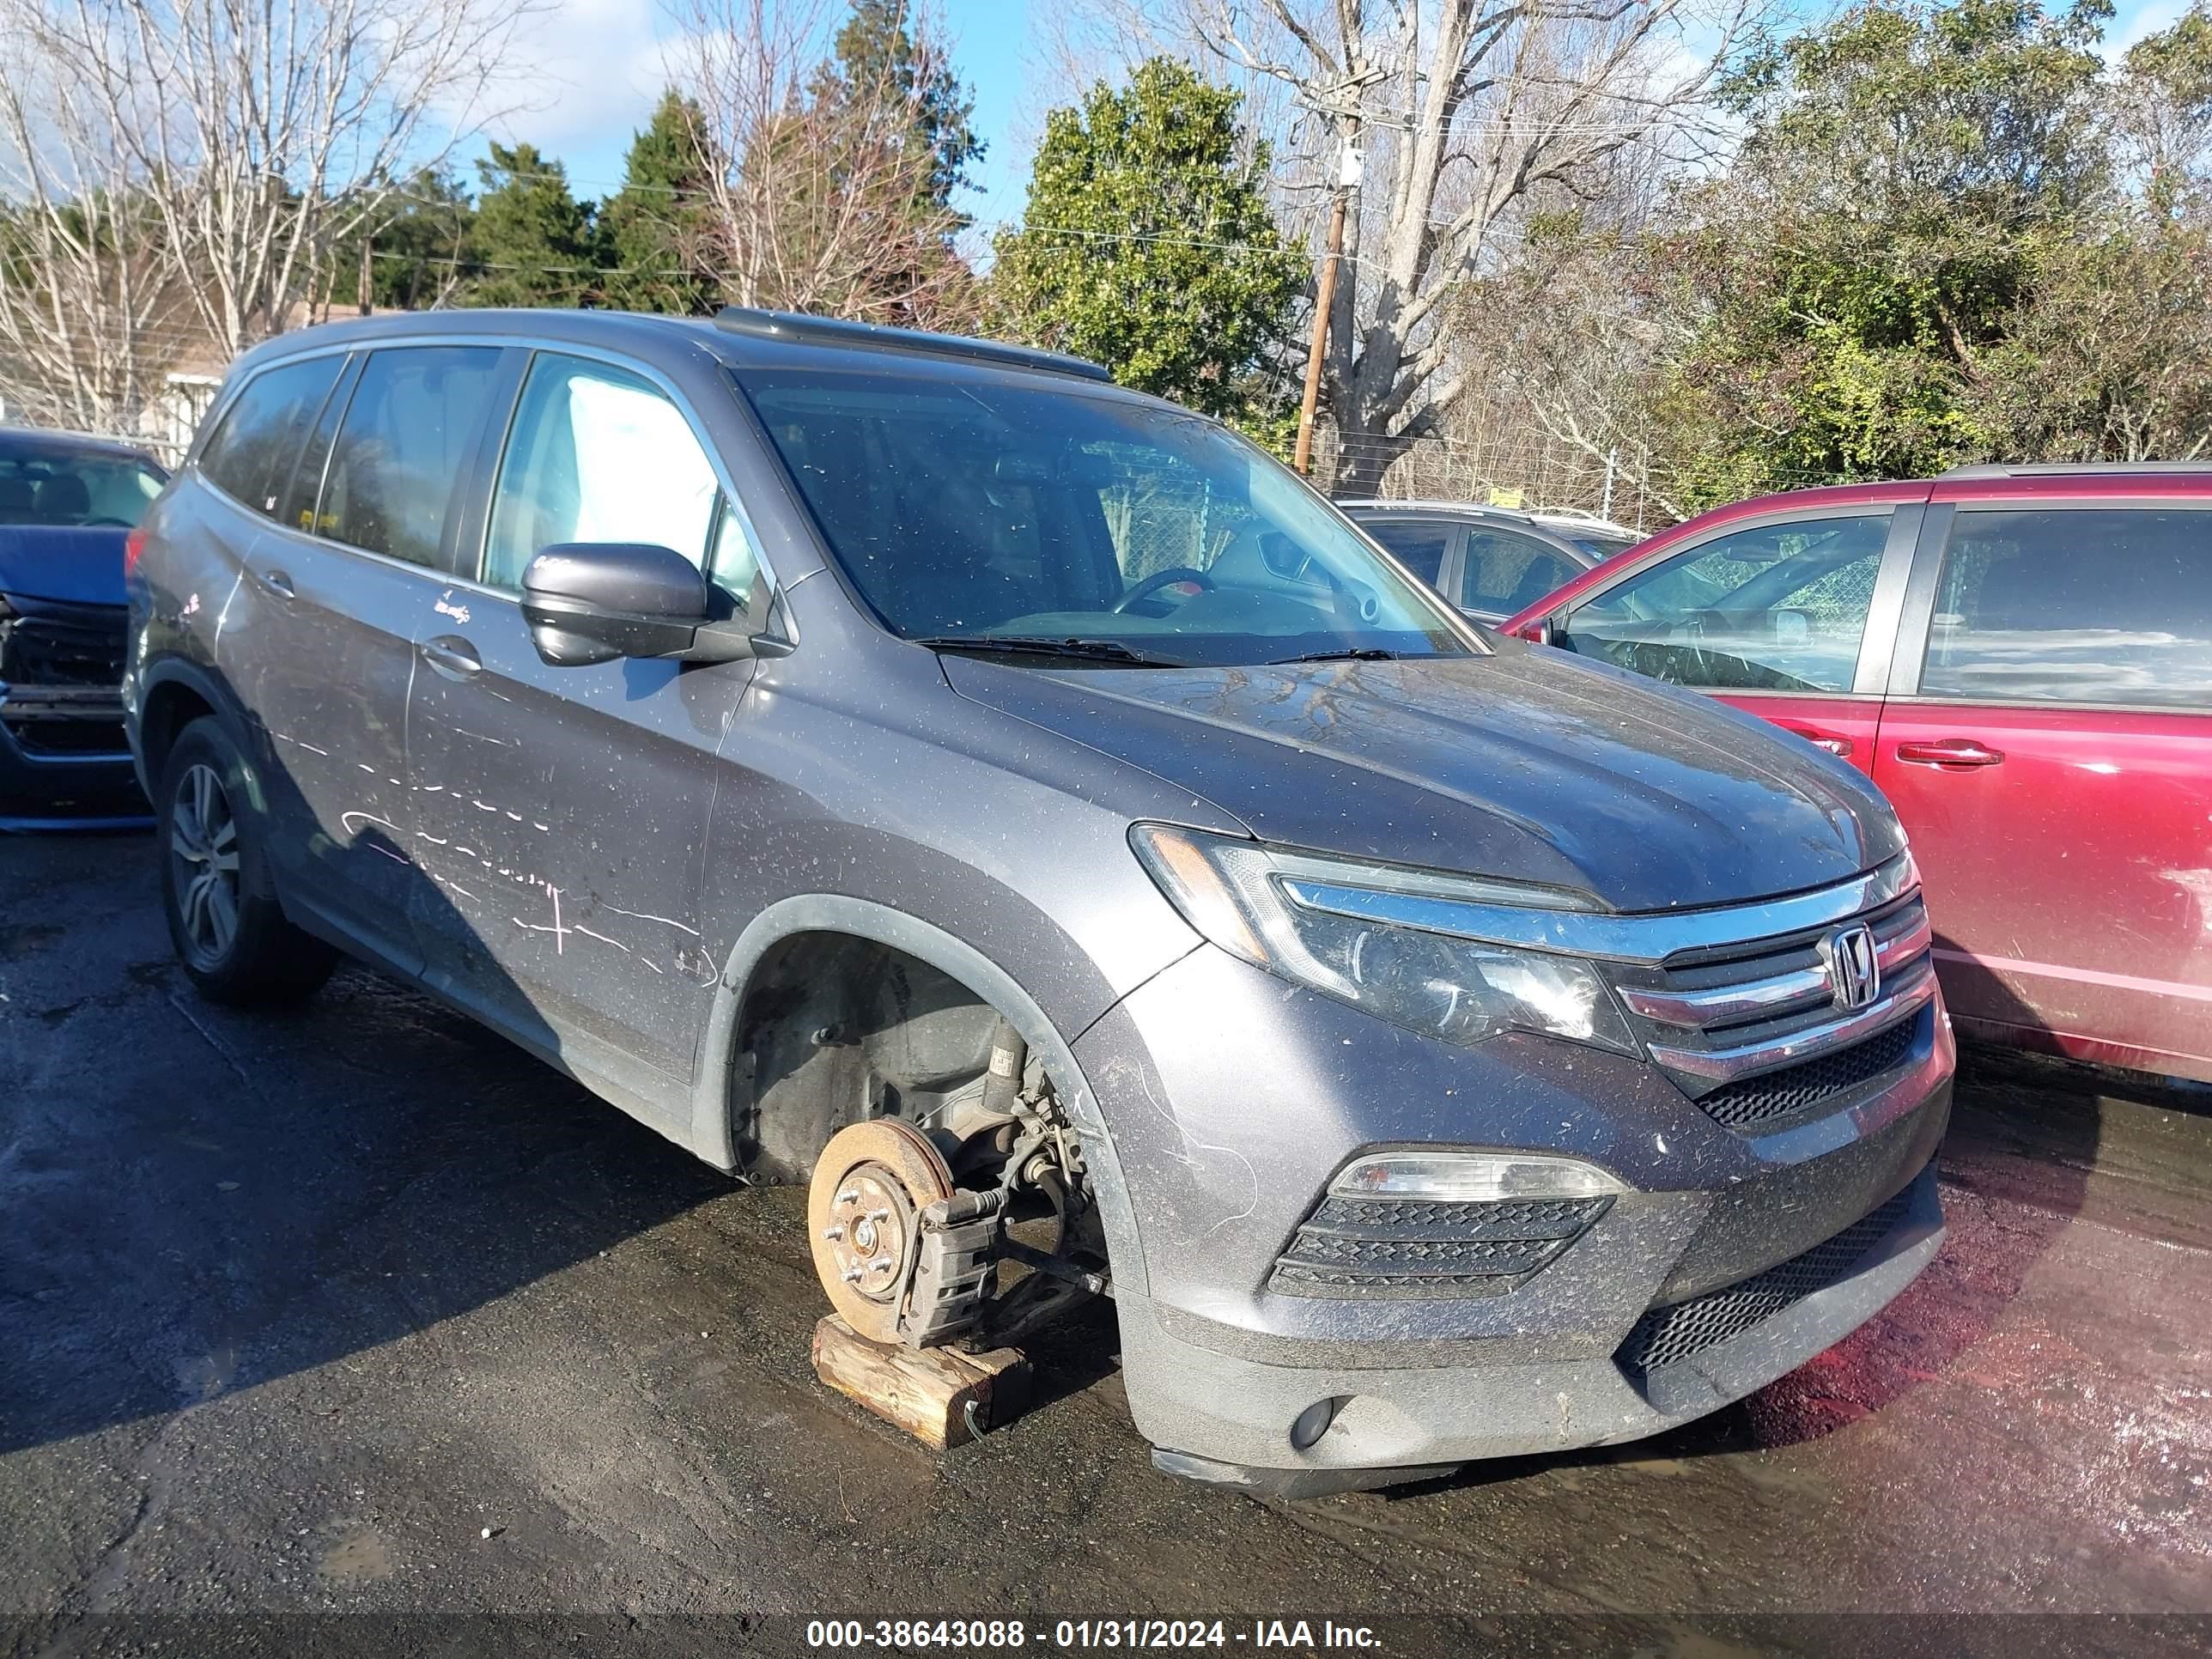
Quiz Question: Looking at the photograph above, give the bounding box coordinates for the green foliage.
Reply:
[329,169,478,311]
[599,92,718,314]
[1634,0,2212,505]
[990,58,1304,434]
[469,143,600,308]
[1650,0,2171,507]
[817,0,984,216]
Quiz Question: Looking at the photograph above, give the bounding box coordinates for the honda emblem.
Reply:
[1819,924,1881,1012]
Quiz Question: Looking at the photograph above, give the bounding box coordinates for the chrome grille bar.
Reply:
[1620,914,1935,1029]
[1644,967,1936,1084]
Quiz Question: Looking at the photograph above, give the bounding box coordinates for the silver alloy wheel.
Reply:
[169,762,241,966]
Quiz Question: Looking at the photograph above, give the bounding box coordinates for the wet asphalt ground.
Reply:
[3,830,2209,1658]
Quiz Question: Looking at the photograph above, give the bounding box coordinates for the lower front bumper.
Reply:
[0,701,149,830]
[1124,1160,1945,1495]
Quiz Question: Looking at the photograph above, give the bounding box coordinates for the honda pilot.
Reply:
[125,309,1954,1492]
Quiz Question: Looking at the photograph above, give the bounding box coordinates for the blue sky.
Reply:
[492,0,2191,225]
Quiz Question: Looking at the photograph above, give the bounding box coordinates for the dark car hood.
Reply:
[942,640,1905,914]
[0,526,128,607]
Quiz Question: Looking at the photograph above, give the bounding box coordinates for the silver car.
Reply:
[125,309,1953,1493]
[1339,499,1638,624]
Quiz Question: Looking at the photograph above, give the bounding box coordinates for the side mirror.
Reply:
[520,543,763,668]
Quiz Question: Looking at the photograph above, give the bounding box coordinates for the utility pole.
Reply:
[1292,188,1347,477]
[1293,68,1382,480]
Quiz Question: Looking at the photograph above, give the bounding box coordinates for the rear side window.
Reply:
[198,356,346,517]
[1462,530,1577,616]
[319,347,501,567]
[1358,520,1452,587]
[1559,513,1890,693]
[1920,507,2212,708]
[483,354,729,594]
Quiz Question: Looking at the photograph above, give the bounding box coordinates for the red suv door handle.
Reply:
[1776,723,1851,758]
[1895,738,2005,769]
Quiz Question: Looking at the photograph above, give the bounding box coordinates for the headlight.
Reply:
[1131,824,1638,1055]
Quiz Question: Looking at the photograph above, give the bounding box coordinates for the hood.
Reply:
[942,639,1905,914]
[0,526,128,607]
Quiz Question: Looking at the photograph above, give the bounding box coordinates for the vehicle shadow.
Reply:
[0,783,742,1458]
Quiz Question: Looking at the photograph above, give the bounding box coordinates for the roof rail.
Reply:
[712,307,1115,384]
[1941,461,2212,478]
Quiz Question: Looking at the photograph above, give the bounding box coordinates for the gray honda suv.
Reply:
[125,308,1954,1492]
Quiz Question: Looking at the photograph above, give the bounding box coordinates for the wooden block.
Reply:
[811,1315,1030,1450]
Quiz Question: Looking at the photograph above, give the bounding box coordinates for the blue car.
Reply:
[0,428,167,828]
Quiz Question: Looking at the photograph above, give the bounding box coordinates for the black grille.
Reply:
[1271,1193,1608,1298]
[1695,1015,1920,1132]
[0,599,126,688]
[1616,1184,1914,1381]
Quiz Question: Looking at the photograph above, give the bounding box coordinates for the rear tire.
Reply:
[158,716,338,1006]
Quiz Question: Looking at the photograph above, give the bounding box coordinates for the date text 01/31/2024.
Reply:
[805,1620,1385,1650]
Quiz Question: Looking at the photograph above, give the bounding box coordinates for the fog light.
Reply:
[1332,1152,1626,1202]
[1290,1397,1340,1450]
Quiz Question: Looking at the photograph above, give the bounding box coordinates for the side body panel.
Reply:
[1872,495,2212,1081]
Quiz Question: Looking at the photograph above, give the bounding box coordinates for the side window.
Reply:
[276,359,356,535]
[1920,508,2212,708]
[484,354,723,593]
[1360,520,1452,587]
[1559,513,1890,692]
[1462,530,1577,616]
[197,356,346,518]
[319,346,501,567]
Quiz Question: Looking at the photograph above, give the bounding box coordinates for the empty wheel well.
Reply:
[139,682,216,784]
[732,932,1005,1183]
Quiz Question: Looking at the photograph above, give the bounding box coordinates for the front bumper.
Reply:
[1073,944,1953,1486]
[0,692,149,828]
[1139,1161,1943,1494]
[0,595,147,830]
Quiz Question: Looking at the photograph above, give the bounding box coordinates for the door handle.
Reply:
[1895,738,2005,769]
[420,635,483,679]
[1776,723,1852,758]
[256,567,295,600]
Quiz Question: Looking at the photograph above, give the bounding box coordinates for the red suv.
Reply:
[1503,465,2212,1084]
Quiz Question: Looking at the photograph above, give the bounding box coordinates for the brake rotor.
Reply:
[807,1118,957,1343]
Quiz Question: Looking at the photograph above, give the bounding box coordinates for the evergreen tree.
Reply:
[600,91,718,314]
[990,58,1303,438]
[329,169,477,310]
[815,0,984,219]
[468,142,599,308]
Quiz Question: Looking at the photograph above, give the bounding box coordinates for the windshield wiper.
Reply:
[1266,646,1406,665]
[914,635,1188,667]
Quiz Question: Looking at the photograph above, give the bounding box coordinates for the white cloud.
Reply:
[483,0,676,186]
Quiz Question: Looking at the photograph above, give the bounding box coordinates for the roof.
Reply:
[1336,498,1551,525]
[228,306,1133,397]
[0,426,162,466]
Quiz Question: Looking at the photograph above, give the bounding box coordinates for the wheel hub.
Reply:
[806,1118,958,1344]
[820,1165,915,1303]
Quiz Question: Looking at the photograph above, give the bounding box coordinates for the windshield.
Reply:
[0,445,166,528]
[734,367,1472,667]
[1571,534,1638,560]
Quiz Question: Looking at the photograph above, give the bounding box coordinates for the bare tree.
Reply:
[0,0,532,432]
[0,23,182,434]
[668,0,978,328]
[1074,0,1765,492]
